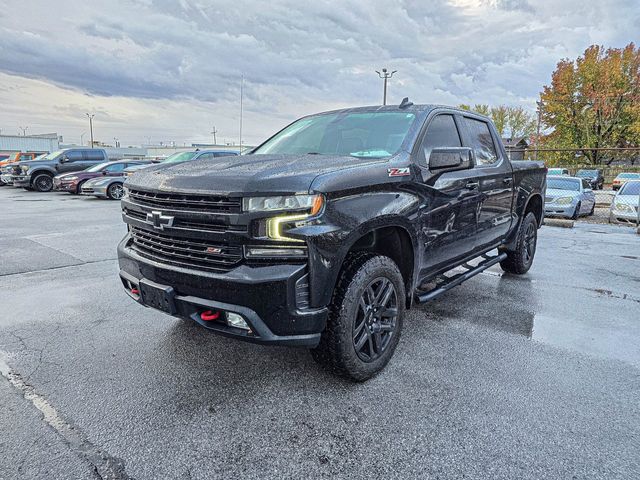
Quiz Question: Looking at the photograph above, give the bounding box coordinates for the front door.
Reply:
[417,113,482,277]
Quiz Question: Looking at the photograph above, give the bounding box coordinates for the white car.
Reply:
[610,180,640,224]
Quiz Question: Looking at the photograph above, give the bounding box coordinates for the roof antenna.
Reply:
[399,97,413,109]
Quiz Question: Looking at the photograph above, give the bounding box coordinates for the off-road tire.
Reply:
[32,173,53,192]
[311,252,406,381]
[500,212,538,275]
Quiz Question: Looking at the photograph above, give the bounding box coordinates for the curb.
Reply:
[543,218,574,228]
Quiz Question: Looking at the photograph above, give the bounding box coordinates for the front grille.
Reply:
[123,208,247,234]
[128,188,241,213]
[130,226,242,272]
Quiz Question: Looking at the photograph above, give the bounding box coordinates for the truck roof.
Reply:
[307,103,490,121]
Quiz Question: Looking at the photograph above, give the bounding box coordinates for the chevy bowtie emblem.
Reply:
[146,210,174,230]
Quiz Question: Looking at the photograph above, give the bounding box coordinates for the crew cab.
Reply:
[118,101,546,380]
[7,148,108,192]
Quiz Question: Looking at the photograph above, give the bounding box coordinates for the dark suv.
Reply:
[9,148,108,192]
[575,169,604,190]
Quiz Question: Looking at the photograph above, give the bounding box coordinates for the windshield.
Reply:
[253,111,417,158]
[41,149,65,161]
[86,162,111,172]
[548,169,565,175]
[619,181,640,195]
[548,177,580,191]
[162,151,198,164]
[618,173,640,179]
[576,170,596,177]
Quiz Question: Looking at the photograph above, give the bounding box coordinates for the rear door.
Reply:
[84,149,107,168]
[460,116,514,252]
[418,113,482,275]
[58,150,85,172]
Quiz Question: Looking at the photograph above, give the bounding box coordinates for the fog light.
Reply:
[227,312,250,330]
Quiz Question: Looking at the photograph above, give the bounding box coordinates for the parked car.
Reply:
[81,173,133,200]
[124,149,239,178]
[118,102,546,380]
[547,168,570,176]
[0,152,45,185]
[612,172,640,191]
[4,148,109,192]
[575,169,604,190]
[609,180,640,224]
[544,176,596,219]
[54,160,150,194]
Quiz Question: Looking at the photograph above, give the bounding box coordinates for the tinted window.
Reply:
[104,163,126,172]
[422,115,461,154]
[581,179,591,189]
[196,153,216,160]
[85,150,106,161]
[65,150,83,161]
[462,118,498,165]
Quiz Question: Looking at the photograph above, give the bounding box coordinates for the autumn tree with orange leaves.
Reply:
[539,43,640,165]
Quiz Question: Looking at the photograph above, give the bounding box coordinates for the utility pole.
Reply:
[535,101,542,161]
[113,137,119,148]
[18,126,29,136]
[86,113,95,148]
[80,132,86,145]
[375,68,397,105]
[239,75,244,154]
[210,126,218,145]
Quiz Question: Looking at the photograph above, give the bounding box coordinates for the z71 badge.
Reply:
[387,167,411,177]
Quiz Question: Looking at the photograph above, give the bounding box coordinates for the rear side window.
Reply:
[462,118,498,166]
[85,150,106,161]
[581,179,590,189]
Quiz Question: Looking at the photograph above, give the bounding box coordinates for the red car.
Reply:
[53,160,151,194]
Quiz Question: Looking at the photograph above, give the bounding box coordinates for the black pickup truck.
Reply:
[118,101,546,380]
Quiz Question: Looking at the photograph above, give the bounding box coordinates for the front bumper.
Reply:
[118,235,327,346]
[0,174,14,185]
[54,179,79,192]
[81,184,108,197]
[544,202,576,218]
[610,207,639,223]
[12,175,31,187]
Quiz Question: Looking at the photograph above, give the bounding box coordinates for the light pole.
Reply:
[239,75,244,154]
[18,126,29,136]
[86,113,95,148]
[80,132,86,146]
[113,137,119,148]
[211,126,218,145]
[375,68,397,105]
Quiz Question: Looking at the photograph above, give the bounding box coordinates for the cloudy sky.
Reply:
[0,0,638,147]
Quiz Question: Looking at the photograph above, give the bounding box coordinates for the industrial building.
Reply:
[0,133,60,154]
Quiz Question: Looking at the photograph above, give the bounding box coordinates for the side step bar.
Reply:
[414,252,507,304]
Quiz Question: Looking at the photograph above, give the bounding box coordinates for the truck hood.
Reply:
[127,153,385,195]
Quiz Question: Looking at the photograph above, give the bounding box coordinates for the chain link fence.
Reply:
[507,147,640,227]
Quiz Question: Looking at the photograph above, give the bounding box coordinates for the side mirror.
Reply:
[102,170,108,175]
[429,147,474,173]
[60,156,68,163]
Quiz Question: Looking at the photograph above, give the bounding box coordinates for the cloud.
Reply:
[0,0,638,144]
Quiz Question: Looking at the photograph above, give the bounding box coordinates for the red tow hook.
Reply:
[200,310,220,321]
[131,288,139,295]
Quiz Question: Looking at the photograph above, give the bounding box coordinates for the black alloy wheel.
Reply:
[353,277,399,362]
[33,174,53,192]
[522,221,536,265]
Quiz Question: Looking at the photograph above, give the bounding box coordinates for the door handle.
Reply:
[503,177,513,184]
[465,181,479,190]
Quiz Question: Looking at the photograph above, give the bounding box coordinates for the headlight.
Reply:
[21,165,30,173]
[66,176,78,181]
[244,194,324,242]
[614,203,634,212]
[243,194,323,213]
[556,196,574,204]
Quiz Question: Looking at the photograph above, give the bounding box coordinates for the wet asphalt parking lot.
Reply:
[1,186,639,480]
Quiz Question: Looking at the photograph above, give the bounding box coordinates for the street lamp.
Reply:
[86,113,95,148]
[375,68,397,106]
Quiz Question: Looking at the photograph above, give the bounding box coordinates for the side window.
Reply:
[197,153,216,160]
[462,117,498,166]
[65,150,84,162]
[421,114,461,165]
[104,163,125,172]
[581,179,590,190]
[85,150,106,161]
